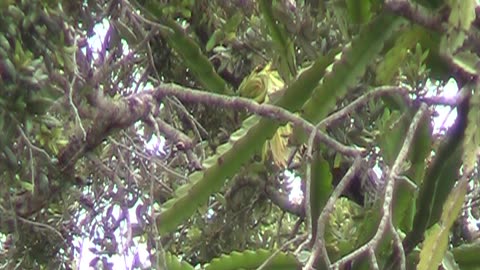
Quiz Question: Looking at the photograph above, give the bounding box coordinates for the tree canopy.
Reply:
[1,0,480,269]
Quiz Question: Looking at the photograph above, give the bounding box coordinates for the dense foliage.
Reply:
[1,0,480,269]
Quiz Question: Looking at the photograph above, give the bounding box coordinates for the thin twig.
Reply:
[28,142,34,192]
[369,248,380,270]
[111,136,188,181]
[303,158,363,269]
[256,233,307,270]
[17,216,65,243]
[318,86,409,128]
[331,104,427,269]
[389,219,406,269]
[17,126,52,161]
[69,33,87,140]
[167,95,209,139]
[302,115,329,267]
[124,0,174,34]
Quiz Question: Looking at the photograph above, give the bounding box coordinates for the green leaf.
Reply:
[417,224,449,270]
[446,0,475,32]
[204,249,299,270]
[417,177,468,270]
[404,96,469,253]
[259,0,296,81]
[439,180,468,228]
[377,109,405,165]
[113,20,139,45]
[157,115,261,233]
[158,9,402,237]
[398,112,431,231]
[346,0,371,24]
[450,51,480,79]
[223,12,243,33]
[156,49,338,233]
[165,252,195,270]
[377,107,432,232]
[299,13,403,130]
[20,181,34,192]
[376,26,423,84]
[143,3,232,95]
[441,0,475,54]
[163,18,232,94]
[442,251,460,270]
[310,153,333,240]
[462,82,480,174]
[205,12,243,52]
[206,30,223,52]
[452,242,480,266]
[26,96,54,115]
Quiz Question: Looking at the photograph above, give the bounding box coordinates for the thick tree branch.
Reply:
[58,82,364,177]
[148,83,364,157]
[385,0,445,32]
[386,0,480,88]
[152,117,194,150]
[265,185,305,217]
[15,82,363,219]
[58,92,154,173]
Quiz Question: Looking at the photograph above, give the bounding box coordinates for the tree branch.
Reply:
[385,0,446,32]
[319,86,409,128]
[16,81,363,219]
[303,157,363,269]
[149,83,364,157]
[265,185,305,217]
[331,104,427,269]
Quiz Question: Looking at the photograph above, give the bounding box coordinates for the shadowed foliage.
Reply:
[1,0,480,269]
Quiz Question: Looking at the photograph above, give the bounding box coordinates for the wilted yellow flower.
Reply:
[239,63,290,167]
[238,63,284,103]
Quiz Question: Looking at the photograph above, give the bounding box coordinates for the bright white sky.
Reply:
[78,17,462,269]
[77,19,151,269]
